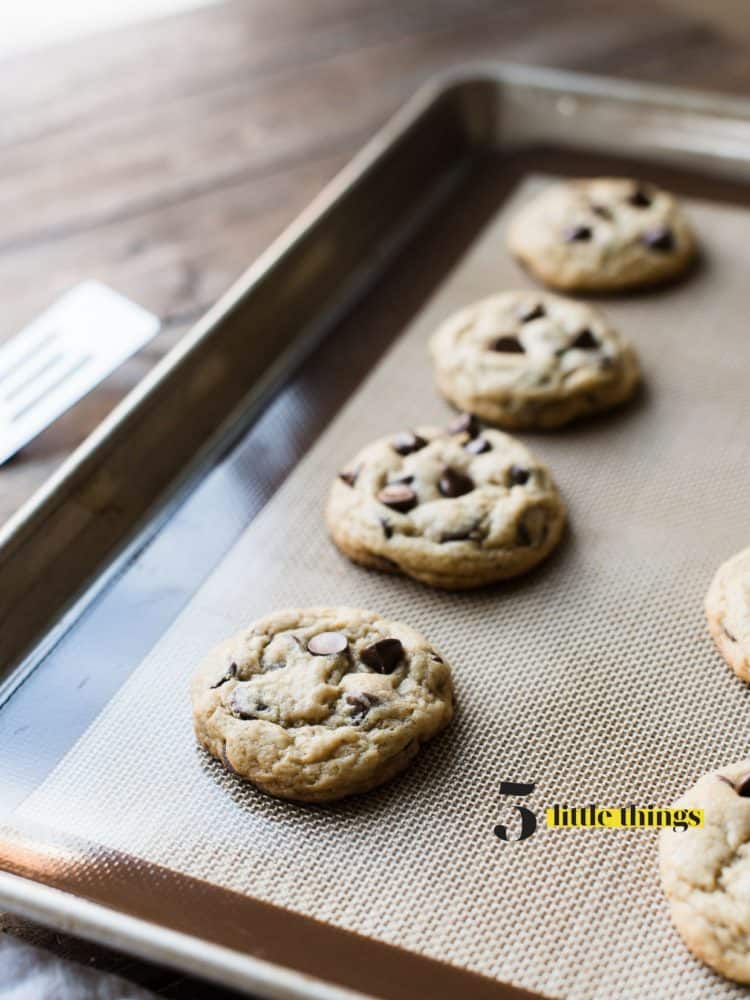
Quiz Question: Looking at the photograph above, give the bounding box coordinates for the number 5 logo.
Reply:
[494,780,537,842]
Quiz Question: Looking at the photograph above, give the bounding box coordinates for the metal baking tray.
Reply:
[4,64,750,999]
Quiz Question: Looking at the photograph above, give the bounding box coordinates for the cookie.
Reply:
[429,291,639,429]
[660,761,750,983]
[191,607,453,802]
[327,421,565,589]
[706,546,750,682]
[508,178,697,291]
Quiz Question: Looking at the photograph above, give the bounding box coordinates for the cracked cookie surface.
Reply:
[508,178,697,291]
[191,607,453,802]
[660,761,750,983]
[326,420,565,588]
[429,291,640,429]
[706,546,750,683]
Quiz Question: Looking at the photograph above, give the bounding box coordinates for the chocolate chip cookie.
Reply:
[191,607,453,802]
[508,178,697,291]
[660,761,750,983]
[327,420,565,588]
[429,291,640,429]
[706,546,750,682]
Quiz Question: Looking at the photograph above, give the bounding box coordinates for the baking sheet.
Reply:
[5,176,750,999]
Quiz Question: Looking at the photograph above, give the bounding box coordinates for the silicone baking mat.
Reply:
[6,177,750,999]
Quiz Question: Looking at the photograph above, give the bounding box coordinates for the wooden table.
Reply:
[2,0,749,994]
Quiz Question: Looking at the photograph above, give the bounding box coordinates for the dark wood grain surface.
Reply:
[2,0,750,995]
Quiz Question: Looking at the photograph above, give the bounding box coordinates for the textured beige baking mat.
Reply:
[8,178,750,999]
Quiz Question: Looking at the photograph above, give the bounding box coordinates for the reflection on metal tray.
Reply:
[3,64,750,1000]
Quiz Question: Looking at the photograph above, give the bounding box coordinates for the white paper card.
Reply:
[0,281,160,465]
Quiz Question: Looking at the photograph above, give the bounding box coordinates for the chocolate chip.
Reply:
[339,468,358,487]
[643,227,674,252]
[211,662,237,689]
[391,431,427,456]
[599,356,613,371]
[516,522,532,547]
[571,329,598,350]
[440,528,469,542]
[518,303,545,323]
[591,204,613,220]
[492,335,525,354]
[230,692,258,721]
[716,771,750,796]
[361,638,404,674]
[628,186,652,208]
[379,517,393,540]
[307,631,349,656]
[465,436,491,455]
[448,412,480,437]
[377,483,417,512]
[391,474,414,485]
[346,692,379,719]
[438,468,474,498]
[564,224,592,242]
[508,465,530,486]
